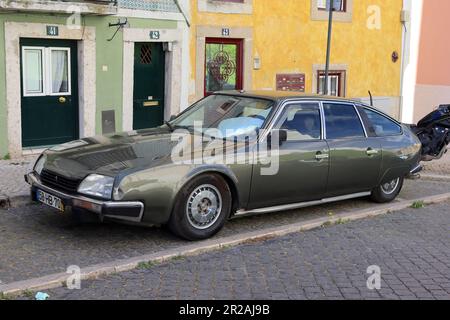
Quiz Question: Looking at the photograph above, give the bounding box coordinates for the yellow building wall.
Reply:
[189,0,403,104]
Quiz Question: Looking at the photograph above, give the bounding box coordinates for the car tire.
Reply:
[168,174,232,241]
[370,177,404,203]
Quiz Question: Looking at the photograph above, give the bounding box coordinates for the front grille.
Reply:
[40,170,81,193]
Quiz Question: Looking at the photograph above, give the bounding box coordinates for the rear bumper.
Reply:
[25,172,144,223]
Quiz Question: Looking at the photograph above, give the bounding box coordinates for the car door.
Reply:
[357,106,411,183]
[323,102,382,197]
[249,102,330,209]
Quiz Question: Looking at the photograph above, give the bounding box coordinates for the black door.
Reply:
[133,42,165,130]
[20,38,79,147]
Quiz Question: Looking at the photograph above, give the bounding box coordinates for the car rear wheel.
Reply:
[370,177,404,203]
[168,174,232,240]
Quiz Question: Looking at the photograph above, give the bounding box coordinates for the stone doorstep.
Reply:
[0,194,10,208]
[1,192,450,298]
[0,194,30,209]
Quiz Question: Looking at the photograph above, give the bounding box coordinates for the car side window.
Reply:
[323,103,365,139]
[362,108,402,136]
[275,103,322,141]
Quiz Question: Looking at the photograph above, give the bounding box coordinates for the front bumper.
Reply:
[25,172,144,223]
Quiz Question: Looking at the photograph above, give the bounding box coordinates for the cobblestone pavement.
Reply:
[0,179,449,286]
[40,200,450,300]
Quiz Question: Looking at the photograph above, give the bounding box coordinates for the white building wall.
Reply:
[400,0,423,124]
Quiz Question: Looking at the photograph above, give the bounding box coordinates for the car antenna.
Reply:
[368,90,374,106]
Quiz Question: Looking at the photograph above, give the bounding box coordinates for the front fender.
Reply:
[117,163,243,225]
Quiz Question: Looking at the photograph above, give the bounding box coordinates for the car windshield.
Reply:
[171,95,274,138]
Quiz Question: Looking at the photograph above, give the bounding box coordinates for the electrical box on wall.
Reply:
[102,110,116,134]
[254,56,261,70]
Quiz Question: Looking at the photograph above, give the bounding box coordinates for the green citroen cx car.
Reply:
[26,91,423,240]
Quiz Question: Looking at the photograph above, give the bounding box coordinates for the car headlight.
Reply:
[77,174,114,200]
[34,156,46,175]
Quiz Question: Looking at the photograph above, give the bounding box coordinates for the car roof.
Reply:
[214,90,362,104]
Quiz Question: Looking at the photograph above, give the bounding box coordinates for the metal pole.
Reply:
[324,1,334,95]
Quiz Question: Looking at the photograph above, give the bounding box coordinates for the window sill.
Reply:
[198,0,253,14]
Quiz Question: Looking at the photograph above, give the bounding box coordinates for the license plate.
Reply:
[36,189,65,212]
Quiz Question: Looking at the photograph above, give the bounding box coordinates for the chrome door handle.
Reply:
[315,152,329,161]
[366,148,379,156]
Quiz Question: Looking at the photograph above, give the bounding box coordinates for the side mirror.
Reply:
[169,114,177,121]
[267,129,287,148]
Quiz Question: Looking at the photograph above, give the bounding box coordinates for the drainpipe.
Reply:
[400,0,423,124]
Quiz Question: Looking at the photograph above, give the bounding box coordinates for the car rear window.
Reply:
[361,108,402,136]
[323,103,366,139]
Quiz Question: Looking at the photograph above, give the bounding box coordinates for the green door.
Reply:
[20,38,79,148]
[133,42,165,130]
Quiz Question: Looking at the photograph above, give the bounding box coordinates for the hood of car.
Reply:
[41,127,181,180]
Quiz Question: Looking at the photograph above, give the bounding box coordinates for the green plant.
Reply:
[2,153,10,160]
[171,254,185,261]
[411,201,425,209]
[322,221,333,228]
[322,218,350,228]
[336,218,350,225]
[137,260,160,269]
[22,289,34,298]
[0,292,11,300]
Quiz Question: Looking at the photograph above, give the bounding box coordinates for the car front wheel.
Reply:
[168,174,232,240]
[370,177,404,203]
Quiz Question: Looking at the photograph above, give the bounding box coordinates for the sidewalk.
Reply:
[0,155,37,207]
[422,150,450,176]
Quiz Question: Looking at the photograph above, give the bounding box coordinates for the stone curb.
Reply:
[420,173,450,181]
[1,192,450,298]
